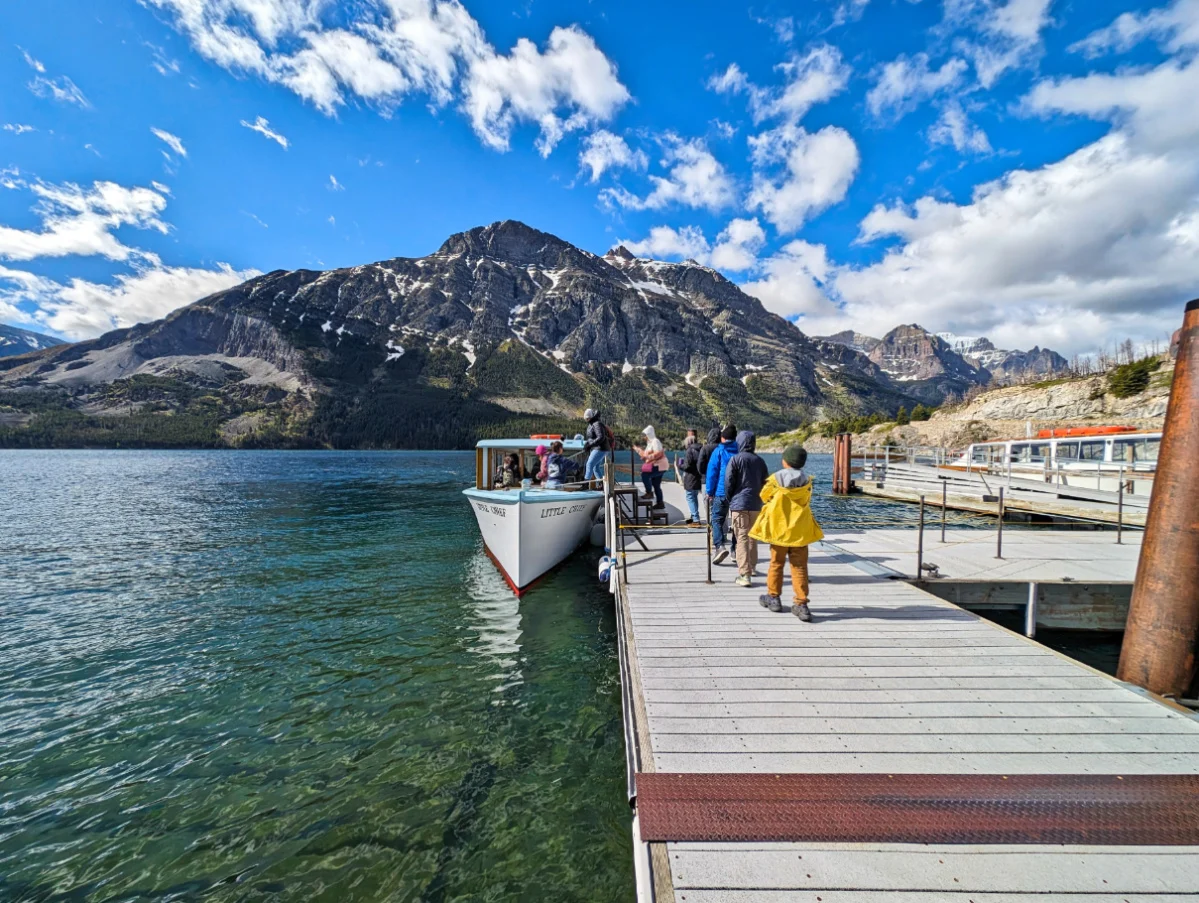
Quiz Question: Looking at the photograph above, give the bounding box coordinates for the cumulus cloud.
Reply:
[711,46,850,125]
[929,102,992,153]
[151,127,188,158]
[741,240,842,320]
[1069,0,1199,57]
[240,115,290,148]
[617,217,766,273]
[747,123,860,232]
[0,262,258,339]
[146,0,628,154]
[866,54,968,119]
[0,180,169,263]
[955,0,1055,88]
[602,136,735,212]
[578,130,647,182]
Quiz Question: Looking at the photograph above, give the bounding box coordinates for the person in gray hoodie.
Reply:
[723,430,769,587]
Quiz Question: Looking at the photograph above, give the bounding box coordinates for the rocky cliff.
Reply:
[0,324,63,358]
[0,220,916,449]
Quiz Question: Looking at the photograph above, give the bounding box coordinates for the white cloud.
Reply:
[151,181,173,195]
[866,54,968,119]
[3,124,36,135]
[713,46,850,125]
[147,1,628,155]
[602,136,735,212]
[20,49,46,73]
[710,218,767,272]
[1069,0,1199,57]
[617,217,766,273]
[956,0,1055,88]
[741,240,842,320]
[240,115,290,148]
[747,123,860,232]
[619,225,711,261]
[0,180,169,263]
[578,129,647,182]
[329,174,344,191]
[151,127,188,158]
[832,0,871,26]
[0,262,259,340]
[28,75,90,107]
[929,102,992,153]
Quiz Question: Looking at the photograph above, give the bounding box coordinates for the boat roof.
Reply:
[475,438,587,450]
[972,431,1162,445]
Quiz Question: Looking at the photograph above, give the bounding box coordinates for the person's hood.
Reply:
[642,426,657,442]
[775,468,809,489]
[705,428,721,445]
[585,408,599,423]
[735,430,756,453]
[535,444,547,456]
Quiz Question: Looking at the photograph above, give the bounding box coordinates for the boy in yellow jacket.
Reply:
[750,445,824,621]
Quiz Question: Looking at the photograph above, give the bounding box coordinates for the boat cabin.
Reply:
[474,437,588,490]
[958,429,1162,472]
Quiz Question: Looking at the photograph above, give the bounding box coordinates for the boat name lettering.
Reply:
[540,504,589,518]
[474,502,506,517]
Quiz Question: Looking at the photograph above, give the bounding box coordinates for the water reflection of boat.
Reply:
[463,438,604,594]
[463,549,524,691]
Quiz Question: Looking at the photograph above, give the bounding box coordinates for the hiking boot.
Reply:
[735,575,752,588]
[640,492,654,500]
[792,601,812,622]
[652,502,666,510]
[712,547,730,565]
[759,594,782,613]
[685,517,696,525]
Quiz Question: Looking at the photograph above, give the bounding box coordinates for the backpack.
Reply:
[603,424,616,450]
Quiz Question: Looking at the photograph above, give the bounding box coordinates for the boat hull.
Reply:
[464,488,604,593]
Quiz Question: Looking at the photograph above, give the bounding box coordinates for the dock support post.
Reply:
[1118,299,1199,697]
[705,498,714,585]
[940,478,947,543]
[1026,583,1038,638]
[996,487,1005,559]
[917,495,925,580]
[1117,475,1124,545]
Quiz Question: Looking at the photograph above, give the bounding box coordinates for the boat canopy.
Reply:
[475,438,586,451]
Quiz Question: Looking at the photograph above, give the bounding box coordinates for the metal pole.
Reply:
[996,487,1005,559]
[1025,582,1038,638]
[917,495,925,580]
[1118,299,1199,696]
[1117,471,1124,544]
[705,497,714,585]
[941,479,947,543]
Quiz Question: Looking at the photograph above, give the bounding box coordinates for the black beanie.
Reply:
[783,445,808,469]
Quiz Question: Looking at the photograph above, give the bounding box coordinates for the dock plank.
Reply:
[616,528,1199,900]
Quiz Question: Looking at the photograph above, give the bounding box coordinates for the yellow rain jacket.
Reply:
[749,471,824,547]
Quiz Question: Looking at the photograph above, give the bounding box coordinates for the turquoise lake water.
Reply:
[0,450,1118,901]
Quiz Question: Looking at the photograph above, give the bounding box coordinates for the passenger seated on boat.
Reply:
[544,440,582,489]
[495,453,522,489]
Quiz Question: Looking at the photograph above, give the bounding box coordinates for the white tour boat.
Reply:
[464,437,605,594]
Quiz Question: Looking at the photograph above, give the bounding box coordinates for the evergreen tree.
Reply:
[895,405,910,425]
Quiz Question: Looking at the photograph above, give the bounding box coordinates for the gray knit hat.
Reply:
[782,445,808,469]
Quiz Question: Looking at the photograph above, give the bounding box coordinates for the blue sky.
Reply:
[1,0,1196,357]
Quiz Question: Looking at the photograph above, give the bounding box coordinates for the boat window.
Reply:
[1010,443,1032,463]
[1078,440,1106,461]
[1112,437,1160,464]
[1055,441,1080,461]
[1031,443,1052,461]
[971,445,1000,464]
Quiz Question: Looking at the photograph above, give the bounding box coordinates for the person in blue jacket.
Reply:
[704,423,740,564]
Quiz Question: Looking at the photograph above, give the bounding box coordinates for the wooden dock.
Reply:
[612,528,1199,901]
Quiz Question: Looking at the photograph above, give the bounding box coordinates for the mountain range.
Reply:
[0,221,1067,449]
[0,324,64,358]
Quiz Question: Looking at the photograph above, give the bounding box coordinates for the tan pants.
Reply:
[767,544,810,602]
[730,510,759,577]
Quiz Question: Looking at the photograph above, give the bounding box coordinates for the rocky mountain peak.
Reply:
[0,323,65,358]
[435,219,581,269]
[867,324,987,398]
[605,245,635,261]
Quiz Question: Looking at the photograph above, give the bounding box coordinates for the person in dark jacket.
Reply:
[677,433,703,524]
[704,424,739,563]
[723,430,769,587]
[582,408,611,481]
[697,428,721,485]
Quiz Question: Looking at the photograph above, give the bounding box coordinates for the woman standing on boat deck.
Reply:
[634,426,668,510]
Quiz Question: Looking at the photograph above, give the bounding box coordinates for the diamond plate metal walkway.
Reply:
[613,529,1199,902]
